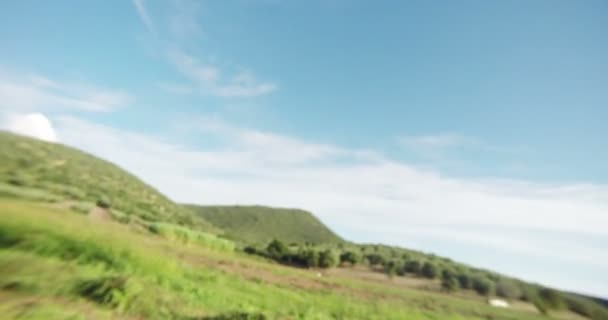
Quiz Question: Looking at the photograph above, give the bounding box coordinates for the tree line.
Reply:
[243,239,608,319]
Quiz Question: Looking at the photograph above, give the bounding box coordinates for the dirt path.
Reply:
[88,206,111,221]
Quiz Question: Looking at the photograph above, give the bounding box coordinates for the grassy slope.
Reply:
[0,131,215,232]
[0,198,566,320]
[187,205,343,245]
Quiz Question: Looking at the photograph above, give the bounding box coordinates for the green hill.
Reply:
[186,205,343,245]
[0,131,215,232]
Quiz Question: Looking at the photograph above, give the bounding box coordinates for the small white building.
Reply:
[488,299,509,308]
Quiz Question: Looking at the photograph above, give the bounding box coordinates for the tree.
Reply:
[365,253,385,266]
[266,239,288,261]
[319,250,338,268]
[301,249,319,268]
[472,276,494,296]
[539,288,563,310]
[404,260,422,275]
[496,279,522,300]
[441,270,458,292]
[339,251,361,266]
[243,246,258,255]
[456,273,471,289]
[384,260,401,278]
[421,262,438,279]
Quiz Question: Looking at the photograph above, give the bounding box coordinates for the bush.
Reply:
[74,276,129,307]
[243,246,258,255]
[339,250,361,266]
[404,260,422,274]
[96,195,111,209]
[384,260,401,278]
[365,253,385,266]
[421,262,438,279]
[318,250,338,268]
[496,278,521,300]
[301,249,320,268]
[266,239,288,261]
[472,276,494,296]
[441,270,458,292]
[110,209,130,223]
[539,288,563,309]
[457,273,471,289]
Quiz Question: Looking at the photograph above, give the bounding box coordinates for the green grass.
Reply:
[0,131,216,233]
[0,198,580,320]
[187,205,343,245]
[148,222,236,252]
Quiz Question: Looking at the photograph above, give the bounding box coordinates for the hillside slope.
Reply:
[1,198,570,320]
[187,205,343,245]
[0,131,215,232]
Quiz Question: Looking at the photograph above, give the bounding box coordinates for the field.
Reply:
[0,198,577,320]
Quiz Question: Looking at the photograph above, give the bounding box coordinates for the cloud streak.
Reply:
[0,70,132,113]
[400,133,476,149]
[132,0,156,35]
[131,0,277,98]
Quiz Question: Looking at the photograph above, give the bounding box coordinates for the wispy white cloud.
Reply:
[168,50,277,98]
[399,133,476,149]
[52,115,608,238]
[0,70,132,113]
[131,0,277,98]
[132,0,156,35]
[168,0,203,38]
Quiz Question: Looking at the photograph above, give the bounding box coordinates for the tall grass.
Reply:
[148,222,235,252]
[0,199,567,320]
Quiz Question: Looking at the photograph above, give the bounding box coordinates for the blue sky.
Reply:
[1,0,607,297]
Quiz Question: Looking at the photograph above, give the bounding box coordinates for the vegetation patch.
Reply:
[187,205,343,245]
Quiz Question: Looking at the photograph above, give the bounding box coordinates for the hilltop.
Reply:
[0,131,216,232]
[186,205,344,245]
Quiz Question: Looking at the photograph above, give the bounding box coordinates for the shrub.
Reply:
[496,278,521,300]
[404,260,422,274]
[318,250,338,268]
[421,262,438,279]
[339,250,361,266]
[96,195,111,209]
[472,276,494,296]
[384,260,401,278]
[365,253,385,266]
[301,249,320,268]
[539,288,563,309]
[243,246,258,255]
[110,209,130,223]
[74,276,129,307]
[457,273,471,289]
[441,270,458,292]
[266,239,288,261]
